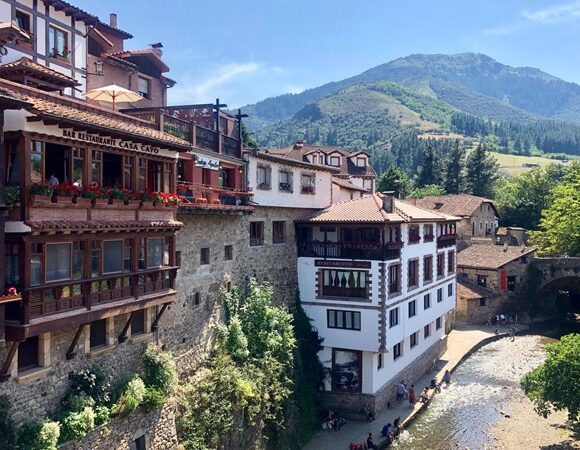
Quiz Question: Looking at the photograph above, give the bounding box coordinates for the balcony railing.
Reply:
[6,267,177,324]
[195,125,219,153]
[222,135,241,158]
[298,241,403,261]
[177,182,253,207]
[437,234,457,249]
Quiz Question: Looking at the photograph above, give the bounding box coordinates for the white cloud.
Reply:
[484,0,580,36]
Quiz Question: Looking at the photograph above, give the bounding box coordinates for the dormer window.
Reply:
[329,155,341,166]
[356,157,367,167]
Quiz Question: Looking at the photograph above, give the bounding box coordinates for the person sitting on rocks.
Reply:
[420,387,430,403]
[366,433,379,450]
[360,405,375,423]
[392,417,403,436]
[381,422,392,437]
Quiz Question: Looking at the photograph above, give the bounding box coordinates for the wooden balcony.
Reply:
[177,182,254,215]
[297,241,403,261]
[437,234,457,249]
[5,267,177,340]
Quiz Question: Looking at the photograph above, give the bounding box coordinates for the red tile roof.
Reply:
[457,280,495,299]
[1,57,80,87]
[414,194,499,218]
[297,193,459,224]
[109,49,169,73]
[457,244,535,270]
[332,177,368,192]
[256,151,340,172]
[27,219,182,231]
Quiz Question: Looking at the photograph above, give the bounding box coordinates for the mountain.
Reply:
[241,53,580,133]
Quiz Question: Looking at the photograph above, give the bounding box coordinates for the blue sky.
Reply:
[75,0,580,108]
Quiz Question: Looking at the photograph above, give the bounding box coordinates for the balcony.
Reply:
[298,241,403,261]
[122,107,241,158]
[5,267,177,340]
[177,182,254,215]
[437,234,457,249]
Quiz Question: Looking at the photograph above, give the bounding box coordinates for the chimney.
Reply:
[410,197,417,206]
[294,140,305,149]
[110,13,118,28]
[381,191,395,213]
[434,202,443,210]
[503,242,508,252]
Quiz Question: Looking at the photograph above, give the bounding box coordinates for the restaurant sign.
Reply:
[314,260,371,269]
[62,129,163,155]
[195,155,220,171]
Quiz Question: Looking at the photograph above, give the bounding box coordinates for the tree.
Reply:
[241,123,258,149]
[417,144,440,187]
[408,184,446,199]
[443,139,465,194]
[521,333,580,421]
[529,162,580,256]
[465,143,499,198]
[376,165,411,198]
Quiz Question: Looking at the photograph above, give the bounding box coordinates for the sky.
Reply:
[75,0,580,108]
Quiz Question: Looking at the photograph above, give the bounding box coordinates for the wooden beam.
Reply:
[150,303,169,331]
[0,341,19,382]
[65,324,85,360]
[118,312,134,343]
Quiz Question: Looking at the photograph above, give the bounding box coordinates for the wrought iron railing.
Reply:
[297,241,403,261]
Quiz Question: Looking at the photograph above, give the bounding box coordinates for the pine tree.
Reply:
[443,139,465,194]
[417,144,439,187]
[376,165,411,198]
[465,143,499,198]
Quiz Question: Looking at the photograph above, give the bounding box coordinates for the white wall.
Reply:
[248,156,333,209]
[331,184,365,203]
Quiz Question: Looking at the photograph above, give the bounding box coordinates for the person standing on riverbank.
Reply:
[408,385,417,406]
[443,370,451,385]
[396,381,406,405]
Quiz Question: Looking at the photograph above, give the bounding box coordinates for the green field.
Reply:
[489,152,574,176]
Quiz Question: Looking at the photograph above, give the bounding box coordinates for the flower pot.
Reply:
[92,198,109,207]
[73,197,92,206]
[30,194,52,206]
[52,195,73,204]
[108,198,125,206]
[125,200,142,208]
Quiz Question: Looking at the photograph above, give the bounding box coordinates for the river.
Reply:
[392,335,559,450]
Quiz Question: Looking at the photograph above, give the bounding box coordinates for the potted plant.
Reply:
[108,186,128,206]
[85,183,109,206]
[125,191,142,208]
[53,183,79,203]
[30,182,54,205]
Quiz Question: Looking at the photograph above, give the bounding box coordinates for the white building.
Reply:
[296,193,458,414]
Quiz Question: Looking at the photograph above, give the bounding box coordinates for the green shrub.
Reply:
[93,405,110,426]
[64,392,95,412]
[142,344,177,395]
[114,376,146,417]
[0,395,17,450]
[58,406,96,443]
[68,367,111,405]
[143,386,166,409]
[18,420,60,450]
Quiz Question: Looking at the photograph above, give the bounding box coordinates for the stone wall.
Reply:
[317,337,447,420]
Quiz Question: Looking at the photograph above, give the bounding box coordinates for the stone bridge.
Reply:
[531,257,580,308]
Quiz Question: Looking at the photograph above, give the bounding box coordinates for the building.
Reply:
[414,194,499,241]
[455,244,535,323]
[495,226,528,246]
[267,140,377,196]
[296,193,458,416]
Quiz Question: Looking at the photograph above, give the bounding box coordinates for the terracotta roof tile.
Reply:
[414,194,499,218]
[457,244,535,270]
[297,193,459,223]
[27,219,182,231]
[1,57,80,86]
[109,49,169,72]
[457,280,496,299]
[256,151,339,172]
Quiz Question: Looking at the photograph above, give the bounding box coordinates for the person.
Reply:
[360,405,374,423]
[486,315,492,326]
[500,313,506,325]
[396,380,406,405]
[381,422,392,437]
[430,377,440,392]
[443,370,451,385]
[335,416,346,431]
[392,416,403,436]
[49,174,59,186]
[510,327,516,342]
[366,433,378,450]
[73,178,82,187]
[420,387,430,403]
[495,314,500,325]
[495,328,499,336]
[408,384,417,406]
[515,313,519,324]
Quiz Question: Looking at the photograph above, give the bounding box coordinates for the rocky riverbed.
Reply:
[392,335,578,450]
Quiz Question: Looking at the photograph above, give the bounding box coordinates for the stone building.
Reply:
[455,244,535,323]
[296,193,458,417]
[414,194,499,242]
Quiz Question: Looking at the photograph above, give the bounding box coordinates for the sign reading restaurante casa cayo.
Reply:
[62,129,162,154]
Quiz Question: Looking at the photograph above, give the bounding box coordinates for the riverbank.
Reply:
[303,324,525,450]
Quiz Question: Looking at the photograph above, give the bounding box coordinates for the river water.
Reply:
[392,335,553,450]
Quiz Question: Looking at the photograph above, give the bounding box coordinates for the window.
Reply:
[321,269,367,298]
[423,293,431,310]
[193,292,201,306]
[49,26,68,58]
[424,324,431,338]
[424,255,433,282]
[448,251,455,273]
[46,243,71,282]
[477,275,487,287]
[30,140,43,184]
[92,150,102,186]
[388,264,401,294]
[131,435,146,450]
[448,283,453,297]
[327,310,361,330]
[356,157,366,167]
[123,156,134,191]
[437,288,443,303]
[18,336,39,372]
[507,276,517,292]
[103,241,123,274]
[408,259,419,288]
[424,224,434,242]
[250,221,264,246]
[408,225,420,244]
[147,238,163,268]
[15,10,31,32]
[131,310,146,336]
[408,300,416,318]
[437,253,445,277]
[257,165,271,189]
[90,319,107,349]
[224,245,233,260]
[377,353,383,369]
[389,307,399,328]
[479,298,486,307]
[30,243,42,286]
[273,221,286,244]
[200,248,210,265]
[329,155,341,166]
[138,77,150,99]
[393,342,402,360]
[436,316,442,330]
[410,331,419,348]
[279,170,293,192]
[301,173,315,194]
